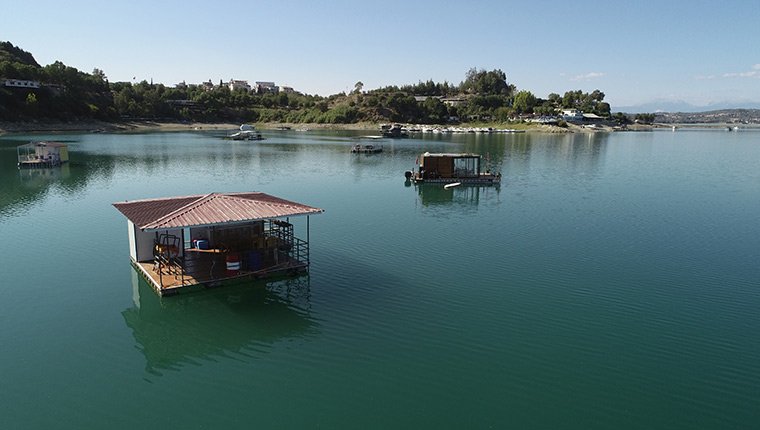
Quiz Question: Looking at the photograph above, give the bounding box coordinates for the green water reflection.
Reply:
[1,129,759,429]
[124,268,316,375]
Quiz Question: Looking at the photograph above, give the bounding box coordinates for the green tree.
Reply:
[513,90,537,114]
[25,92,38,115]
[547,93,561,107]
[612,112,630,125]
[461,68,514,96]
[595,102,611,117]
[422,97,448,123]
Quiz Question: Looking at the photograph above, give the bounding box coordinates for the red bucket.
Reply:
[225,253,241,276]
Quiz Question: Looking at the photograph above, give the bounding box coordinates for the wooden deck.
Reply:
[412,175,500,185]
[18,159,65,169]
[132,251,308,296]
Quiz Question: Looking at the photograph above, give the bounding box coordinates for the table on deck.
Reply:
[185,247,227,277]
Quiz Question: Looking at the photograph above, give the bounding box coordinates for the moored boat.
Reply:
[227,124,264,140]
[381,123,409,138]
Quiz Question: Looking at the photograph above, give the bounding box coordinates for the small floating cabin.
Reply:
[351,143,383,154]
[17,141,69,168]
[405,152,501,185]
[113,192,323,296]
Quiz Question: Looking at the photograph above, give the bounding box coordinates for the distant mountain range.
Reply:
[611,98,760,123]
[612,100,760,113]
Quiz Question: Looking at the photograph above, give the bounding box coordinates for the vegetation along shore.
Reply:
[1,41,757,135]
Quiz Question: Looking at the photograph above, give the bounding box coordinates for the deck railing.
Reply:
[288,236,310,267]
[154,253,185,288]
[152,228,311,289]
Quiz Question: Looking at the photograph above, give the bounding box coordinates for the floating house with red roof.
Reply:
[113,192,323,296]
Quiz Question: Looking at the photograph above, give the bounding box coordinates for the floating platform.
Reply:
[132,256,308,296]
[17,141,69,169]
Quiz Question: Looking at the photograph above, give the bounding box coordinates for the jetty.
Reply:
[113,192,323,296]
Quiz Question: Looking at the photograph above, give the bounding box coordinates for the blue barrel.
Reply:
[244,251,262,271]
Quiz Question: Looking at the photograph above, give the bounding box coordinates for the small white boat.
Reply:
[227,124,264,140]
[228,130,264,140]
[443,182,461,189]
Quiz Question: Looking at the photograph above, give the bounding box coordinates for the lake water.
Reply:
[1,128,759,429]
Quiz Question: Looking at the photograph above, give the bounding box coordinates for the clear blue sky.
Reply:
[2,0,759,109]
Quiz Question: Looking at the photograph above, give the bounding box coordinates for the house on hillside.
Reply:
[255,81,278,93]
[200,80,215,91]
[441,97,466,107]
[561,109,584,121]
[3,79,40,89]
[228,79,251,92]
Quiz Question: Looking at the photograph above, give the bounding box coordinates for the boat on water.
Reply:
[227,124,264,140]
[351,143,383,154]
[405,152,500,185]
[381,123,409,138]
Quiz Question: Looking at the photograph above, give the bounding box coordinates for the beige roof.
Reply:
[113,192,323,230]
[18,141,67,148]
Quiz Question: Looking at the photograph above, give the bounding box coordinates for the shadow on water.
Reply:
[122,267,318,376]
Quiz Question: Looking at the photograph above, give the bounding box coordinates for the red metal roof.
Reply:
[113,192,323,230]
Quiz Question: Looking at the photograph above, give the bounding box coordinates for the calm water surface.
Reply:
[1,128,759,428]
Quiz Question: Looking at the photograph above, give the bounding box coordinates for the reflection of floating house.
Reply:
[17,141,69,168]
[113,192,323,296]
[123,271,315,372]
[405,152,501,185]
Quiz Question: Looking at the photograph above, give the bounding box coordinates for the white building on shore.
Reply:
[228,79,251,92]
[3,79,40,89]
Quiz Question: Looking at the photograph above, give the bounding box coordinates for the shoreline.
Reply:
[0,119,673,135]
[0,120,582,135]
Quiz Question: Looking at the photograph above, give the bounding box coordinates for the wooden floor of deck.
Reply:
[134,254,308,294]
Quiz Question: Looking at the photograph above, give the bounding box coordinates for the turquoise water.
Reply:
[1,128,759,428]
